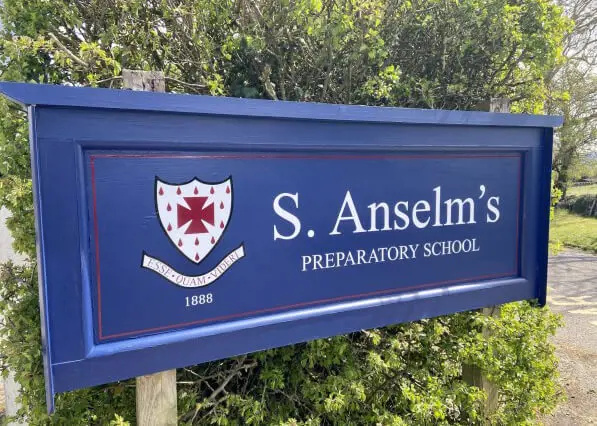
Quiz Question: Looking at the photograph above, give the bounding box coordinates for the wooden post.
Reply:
[135,371,177,426]
[122,70,166,93]
[122,69,177,426]
[461,305,500,416]
[462,97,510,418]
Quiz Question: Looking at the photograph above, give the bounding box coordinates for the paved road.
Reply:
[544,248,597,425]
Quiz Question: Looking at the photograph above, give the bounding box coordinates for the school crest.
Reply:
[155,177,232,263]
[142,176,245,288]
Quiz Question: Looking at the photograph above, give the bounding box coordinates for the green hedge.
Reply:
[0,260,563,424]
[558,195,597,218]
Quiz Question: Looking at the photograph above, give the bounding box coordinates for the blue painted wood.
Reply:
[54,277,533,393]
[536,128,555,306]
[27,106,56,412]
[0,83,561,412]
[0,81,563,128]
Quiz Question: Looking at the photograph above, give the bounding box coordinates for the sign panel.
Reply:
[92,153,520,342]
[0,82,562,411]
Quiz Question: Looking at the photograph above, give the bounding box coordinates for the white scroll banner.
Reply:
[142,244,245,288]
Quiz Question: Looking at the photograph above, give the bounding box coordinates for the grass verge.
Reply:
[567,184,597,196]
[549,209,597,253]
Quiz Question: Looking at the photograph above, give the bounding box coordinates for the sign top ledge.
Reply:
[0,81,563,128]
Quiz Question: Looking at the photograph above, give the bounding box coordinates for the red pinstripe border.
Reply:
[90,158,103,338]
[515,153,524,274]
[91,153,522,160]
[90,152,523,341]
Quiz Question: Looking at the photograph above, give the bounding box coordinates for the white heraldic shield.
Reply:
[142,176,245,287]
[155,177,232,263]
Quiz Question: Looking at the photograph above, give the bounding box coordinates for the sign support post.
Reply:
[122,69,177,426]
[135,371,177,426]
[462,97,511,417]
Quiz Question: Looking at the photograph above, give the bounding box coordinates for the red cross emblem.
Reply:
[177,197,214,234]
[155,177,232,263]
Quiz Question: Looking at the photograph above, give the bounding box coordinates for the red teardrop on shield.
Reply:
[226,186,230,194]
[210,236,215,244]
[158,187,164,196]
[220,201,224,209]
[177,187,182,195]
[167,203,172,211]
[195,253,200,261]
[167,223,172,232]
[210,187,215,194]
[194,187,198,195]
[220,221,225,229]
[195,237,199,246]
[178,239,183,247]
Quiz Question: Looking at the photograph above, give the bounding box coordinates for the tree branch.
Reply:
[95,76,123,85]
[165,76,207,92]
[207,356,257,402]
[47,32,88,67]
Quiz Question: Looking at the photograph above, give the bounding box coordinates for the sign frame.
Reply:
[0,82,562,411]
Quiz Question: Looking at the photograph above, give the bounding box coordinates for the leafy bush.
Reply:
[0,0,566,424]
[558,194,597,217]
[0,259,562,425]
[0,263,136,424]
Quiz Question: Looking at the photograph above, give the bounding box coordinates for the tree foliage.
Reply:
[546,0,597,193]
[556,0,597,72]
[1,0,569,109]
[0,0,568,424]
[550,65,597,193]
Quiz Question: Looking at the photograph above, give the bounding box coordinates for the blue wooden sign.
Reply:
[0,82,562,411]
